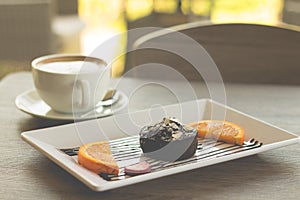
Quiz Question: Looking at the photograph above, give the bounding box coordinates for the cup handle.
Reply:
[75,80,90,109]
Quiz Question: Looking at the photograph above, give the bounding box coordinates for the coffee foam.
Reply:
[37,61,101,74]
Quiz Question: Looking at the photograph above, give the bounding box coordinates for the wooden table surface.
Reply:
[0,72,299,200]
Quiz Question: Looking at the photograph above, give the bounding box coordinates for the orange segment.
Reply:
[78,141,119,175]
[189,120,244,145]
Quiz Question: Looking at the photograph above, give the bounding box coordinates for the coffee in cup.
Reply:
[31,54,110,113]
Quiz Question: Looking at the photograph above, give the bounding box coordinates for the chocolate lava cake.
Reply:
[139,117,198,161]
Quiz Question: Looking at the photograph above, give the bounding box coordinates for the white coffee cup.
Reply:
[31,54,110,113]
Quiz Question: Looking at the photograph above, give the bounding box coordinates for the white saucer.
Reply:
[15,89,128,120]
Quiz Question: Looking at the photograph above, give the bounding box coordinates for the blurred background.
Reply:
[0,0,299,79]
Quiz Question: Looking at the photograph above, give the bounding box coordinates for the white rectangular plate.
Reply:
[21,99,299,192]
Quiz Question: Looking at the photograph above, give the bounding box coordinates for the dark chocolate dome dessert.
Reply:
[139,117,198,161]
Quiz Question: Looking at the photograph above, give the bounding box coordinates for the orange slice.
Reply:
[78,141,119,175]
[189,120,244,145]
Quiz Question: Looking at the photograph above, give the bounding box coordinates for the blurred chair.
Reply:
[126,22,300,84]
